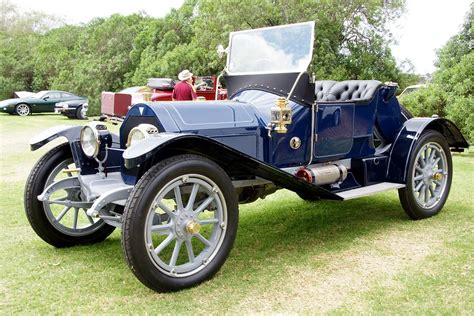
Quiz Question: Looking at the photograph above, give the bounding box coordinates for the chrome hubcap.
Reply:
[412,142,448,209]
[17,104,29,116]
[145,174,227,277]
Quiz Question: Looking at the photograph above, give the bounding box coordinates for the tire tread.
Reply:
[398,130,452,220]
[121,154,238,292]
[24,143,115,247]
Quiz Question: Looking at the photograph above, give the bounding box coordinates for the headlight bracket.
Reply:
[80,122,112,159]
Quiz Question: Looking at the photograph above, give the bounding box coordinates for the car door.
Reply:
[35,92,61,112]
[313,102,355,159]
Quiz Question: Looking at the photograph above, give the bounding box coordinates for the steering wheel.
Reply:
[195,82,209,90]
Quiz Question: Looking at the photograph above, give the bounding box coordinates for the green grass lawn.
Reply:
[1,113,473,314]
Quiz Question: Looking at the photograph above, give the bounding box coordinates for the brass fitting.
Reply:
[270,97,292,134]
[433,172,443,181]
[61,168,80,174]
[276,96,287,109]
[143,92,152,101]
[186,221,201,235]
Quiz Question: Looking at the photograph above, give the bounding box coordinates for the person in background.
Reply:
[172,69,197,101]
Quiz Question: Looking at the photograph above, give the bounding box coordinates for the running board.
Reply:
[336,182,405,200]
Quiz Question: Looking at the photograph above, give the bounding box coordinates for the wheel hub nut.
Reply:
[186,221,201,234]
[433,173,443,181]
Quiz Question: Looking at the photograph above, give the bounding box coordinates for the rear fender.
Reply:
[123,133,342,200]
[387,117,468,183]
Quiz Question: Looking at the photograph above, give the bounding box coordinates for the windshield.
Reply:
[30,91,48,99]
[227,21,314,75]
[120,87,141,94]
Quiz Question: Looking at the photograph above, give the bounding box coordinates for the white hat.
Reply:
[178,69,193,81]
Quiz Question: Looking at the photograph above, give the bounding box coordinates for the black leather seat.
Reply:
[315,80,381,102]
[315,80,337,101]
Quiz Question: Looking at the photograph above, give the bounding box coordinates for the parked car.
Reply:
[151,76,227,102]
[55,99,88,119]
[101,76,227,118]
[25,22,468,292]
[0,90,86,116]
[101,86,152,118]
[399,84,427,96]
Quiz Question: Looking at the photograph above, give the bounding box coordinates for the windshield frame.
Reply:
[226,21,315,76]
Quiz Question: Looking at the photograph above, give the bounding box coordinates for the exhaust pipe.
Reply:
[295,164,348,186]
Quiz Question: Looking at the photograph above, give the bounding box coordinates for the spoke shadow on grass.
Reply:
[46,193,409,278]
[32,192,412,299]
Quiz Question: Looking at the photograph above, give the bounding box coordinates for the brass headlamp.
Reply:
[270,97,292,133]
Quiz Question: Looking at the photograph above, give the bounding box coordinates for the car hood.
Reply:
[127,101,261,134]
[0,98,19,106]
[122,100,263,157]
[0,97,44,105]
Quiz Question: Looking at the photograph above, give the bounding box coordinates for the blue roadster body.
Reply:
[25,22,469,292]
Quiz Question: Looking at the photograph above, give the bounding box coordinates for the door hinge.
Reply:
[314,133,318,142]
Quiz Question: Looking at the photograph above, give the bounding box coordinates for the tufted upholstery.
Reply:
[315,80,381,102]
[315,80,337,101]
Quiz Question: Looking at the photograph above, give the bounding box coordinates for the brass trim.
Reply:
[290,137,301,149]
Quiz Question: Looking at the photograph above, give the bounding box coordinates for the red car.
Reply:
[101,76,227,117]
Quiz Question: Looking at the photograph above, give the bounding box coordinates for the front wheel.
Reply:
[75,105,87,119]
[121,154,238,292]
[24,144,115,247]
[398,130,452,219]
[15,103,30,116]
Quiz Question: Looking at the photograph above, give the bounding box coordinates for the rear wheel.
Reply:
[122,154,238,292]
[398,130,452,219]
[15,103,30,116]
[75,105,86,119]
[24,144,115,247]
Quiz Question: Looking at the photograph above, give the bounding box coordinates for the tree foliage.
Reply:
[400,4,473,141]
[1,0,409,115]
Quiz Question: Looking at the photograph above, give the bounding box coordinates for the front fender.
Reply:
[29,125,81,151]
[123,133,342,201]
[387,117,468,183]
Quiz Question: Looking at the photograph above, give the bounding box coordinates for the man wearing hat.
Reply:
[172,69,197,101]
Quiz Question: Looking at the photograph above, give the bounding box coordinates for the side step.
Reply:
[336,182,405,200]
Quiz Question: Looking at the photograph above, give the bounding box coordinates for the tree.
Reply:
[400,4,473,141]
[50,14,152,115]
[0,0,61,99]
[1,0,407,115]
[129,0,406,84]
[0,0,60,34]
[0,32,39,99]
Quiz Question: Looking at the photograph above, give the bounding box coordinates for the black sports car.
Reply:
[54,99,88,120]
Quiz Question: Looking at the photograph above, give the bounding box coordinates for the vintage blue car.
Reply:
[25,22,468,292]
